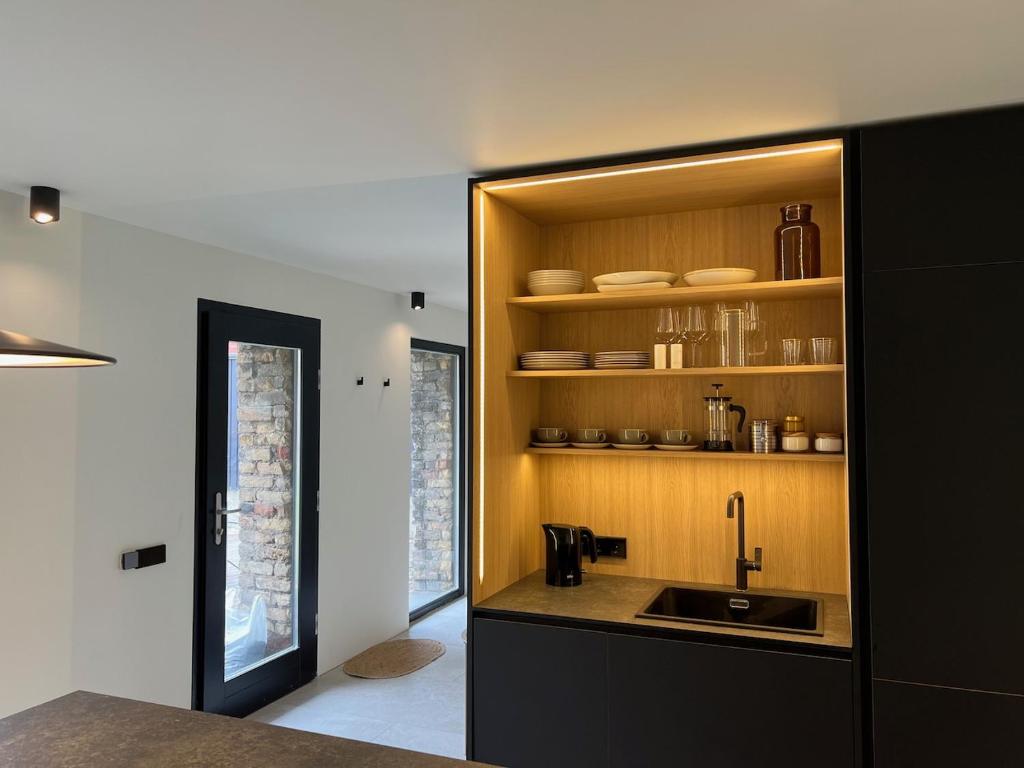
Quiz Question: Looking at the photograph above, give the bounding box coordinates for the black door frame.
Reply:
[409,337,467,622]
[193,299,321,717]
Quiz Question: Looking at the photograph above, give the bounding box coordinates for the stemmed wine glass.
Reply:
[655,307,680,346]
[679,305,709,367]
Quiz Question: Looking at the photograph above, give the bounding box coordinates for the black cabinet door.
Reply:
[607,635,854,768]
[863,263,1024,694]
[861,105,1024,272]
[472,619,609,768]
[874,680,1024,767]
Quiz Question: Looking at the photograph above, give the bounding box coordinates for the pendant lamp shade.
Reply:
[0,329,116,367]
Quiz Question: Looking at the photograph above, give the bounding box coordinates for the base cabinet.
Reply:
[873,680,1024,767]
[472,619,609,768]
[472,618,854,768]
[607,634,854,768]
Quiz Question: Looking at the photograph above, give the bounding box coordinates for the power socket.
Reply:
[595,536,627,559]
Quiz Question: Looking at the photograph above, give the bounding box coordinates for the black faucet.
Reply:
[726,491,762,591]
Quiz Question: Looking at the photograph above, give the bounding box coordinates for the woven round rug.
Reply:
[341,639,446,679]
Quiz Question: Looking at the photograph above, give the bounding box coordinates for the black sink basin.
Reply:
[636,586,823,636]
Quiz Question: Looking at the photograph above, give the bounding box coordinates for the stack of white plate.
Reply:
[519,351,590,370]
[527,270,585,296]
[593,271,678,293]
[593,351,650,369]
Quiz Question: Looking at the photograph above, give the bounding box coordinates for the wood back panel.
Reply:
[538,455,848,594]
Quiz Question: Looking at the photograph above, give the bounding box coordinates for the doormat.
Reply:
[342,639,446,679]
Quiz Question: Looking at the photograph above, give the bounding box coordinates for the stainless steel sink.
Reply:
[636,586,824,636]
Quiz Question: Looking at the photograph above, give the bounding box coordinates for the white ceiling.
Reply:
[3,1,1024,309]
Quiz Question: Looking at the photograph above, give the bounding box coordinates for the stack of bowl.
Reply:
[527,269,584,296]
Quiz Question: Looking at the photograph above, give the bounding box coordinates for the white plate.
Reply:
[653,444,700,451]
[530,441,570,448]
[528,285,584,296]
[596,282,674,293]
[528,270,583,277]
[611,443,653,450]
[593,271,679,287]
[570,442,610,449]
[521,351,588,357]
[682,268,757,286]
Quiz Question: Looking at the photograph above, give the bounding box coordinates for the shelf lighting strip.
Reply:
[484,144,842,191]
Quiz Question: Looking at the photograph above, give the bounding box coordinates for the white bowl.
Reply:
[528,269,583,280]
[593,271,678,287]
[682,268,757,286]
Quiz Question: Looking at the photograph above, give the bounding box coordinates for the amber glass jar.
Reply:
[774,203,821,280]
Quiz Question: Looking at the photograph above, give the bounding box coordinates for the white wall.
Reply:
[0,189,466,715]
[0,193,81,717]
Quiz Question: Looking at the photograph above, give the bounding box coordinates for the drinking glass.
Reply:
[679,306,709,367]
[655,307,680,345]
[810,337,837,365]
[782,338,803,365]
[744,300,768,362]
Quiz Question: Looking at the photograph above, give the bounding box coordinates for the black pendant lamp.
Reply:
[0,329,116,368]
[411,291,425,310]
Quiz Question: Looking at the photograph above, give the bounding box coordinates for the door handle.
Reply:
[212,491,241,546]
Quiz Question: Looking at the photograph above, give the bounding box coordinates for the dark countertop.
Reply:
[0,691,485,767]
[475,570,852,651]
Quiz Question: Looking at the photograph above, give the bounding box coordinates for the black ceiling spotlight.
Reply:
[411,291,425,311]
[30,186,60,224]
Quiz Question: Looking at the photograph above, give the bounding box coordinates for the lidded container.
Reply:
[782,431,810,452]
[783,415,805,433]
[750,419,779,454]
[815,432,844,453]
[774,203,821,281]
[702,383,747,452]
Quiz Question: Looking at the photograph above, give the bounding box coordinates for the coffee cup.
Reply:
[535,427,568,443]
[661,429,691,445]
[616,428,649,444]
[575,428,606,443]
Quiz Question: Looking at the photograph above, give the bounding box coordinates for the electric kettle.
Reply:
[542,523,598,587]
[702,383,747,451]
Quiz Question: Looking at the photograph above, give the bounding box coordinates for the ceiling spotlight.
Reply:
[411,291,425,311]
[30,186,60,224]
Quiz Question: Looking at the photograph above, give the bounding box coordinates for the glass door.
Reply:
[409,339,465,620]
[194,300,320,716]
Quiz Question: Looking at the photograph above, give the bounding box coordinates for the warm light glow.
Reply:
[32,211,54,224]
[485,144,843,191]
[0,354,111,367]
[477,194,486,586]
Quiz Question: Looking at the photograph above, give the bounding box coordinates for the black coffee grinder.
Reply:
[542,523,598,587]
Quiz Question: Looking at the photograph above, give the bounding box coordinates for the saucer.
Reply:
[570,442,610,449]
[530,441,569,448]
[611,443,652,450]
[653,443,699,451]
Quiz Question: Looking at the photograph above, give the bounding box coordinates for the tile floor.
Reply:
[249,597,467,759]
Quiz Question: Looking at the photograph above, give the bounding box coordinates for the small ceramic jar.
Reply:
[782,431,809,452]
[815,432,844,453]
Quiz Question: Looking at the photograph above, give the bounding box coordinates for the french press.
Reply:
[703,383,747,451]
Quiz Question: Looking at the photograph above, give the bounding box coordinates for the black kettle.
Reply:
[542,523,598,587]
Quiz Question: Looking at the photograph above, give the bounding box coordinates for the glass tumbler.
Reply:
[782,338,804,365]
[810,337,837,364]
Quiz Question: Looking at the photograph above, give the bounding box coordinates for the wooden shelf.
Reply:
[525,447,844,463]
[507,277,843,314]
[509,364,844,380]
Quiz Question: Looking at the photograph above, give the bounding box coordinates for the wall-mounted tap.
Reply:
[726,491,762,591]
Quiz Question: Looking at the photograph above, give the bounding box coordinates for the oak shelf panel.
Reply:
[508,364,844,380]
[525,447,844,463]
[507,276,843,314]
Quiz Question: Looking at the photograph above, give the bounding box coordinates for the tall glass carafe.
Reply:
[702,384,747,451]
[716,303,767,367]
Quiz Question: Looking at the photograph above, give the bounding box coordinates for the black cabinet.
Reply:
[861,105,1024,271]
[863,263,1024,695]
[472,619,609,768]
[607,635,853,768]
[873,680,1024,767]
[472,617,854,768]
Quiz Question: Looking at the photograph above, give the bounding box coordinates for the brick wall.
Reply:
[409,349,456,594]
[235,344,296,653]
